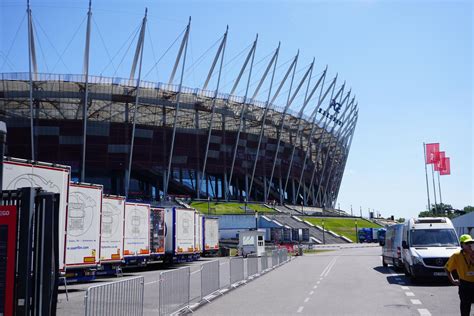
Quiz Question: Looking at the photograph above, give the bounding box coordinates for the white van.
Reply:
[381,223,404,269]
[401,217,460,281]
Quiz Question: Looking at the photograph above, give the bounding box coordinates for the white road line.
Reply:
[320,257,337,277]
[145,280,159,285]
[304,297,310,303]
[316,281,320,284]
[405,292,415,297]
[313,285,318,289]
[309,291,314,295]
[322,257,338,277]
[418,308,432,316]
[297,306,304,313]
[401,286,410,290]
[411,299,422,305]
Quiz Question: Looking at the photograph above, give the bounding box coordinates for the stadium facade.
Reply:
[0,4,358,208]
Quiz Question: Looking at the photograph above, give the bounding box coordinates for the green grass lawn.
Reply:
[304,217,382,242]
[190,201,275,215]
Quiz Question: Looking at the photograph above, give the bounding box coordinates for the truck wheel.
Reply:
[382,256,388,267]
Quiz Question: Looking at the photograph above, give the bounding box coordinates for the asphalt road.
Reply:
[194,247,460,316]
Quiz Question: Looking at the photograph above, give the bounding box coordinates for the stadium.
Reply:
[0,4,358,209]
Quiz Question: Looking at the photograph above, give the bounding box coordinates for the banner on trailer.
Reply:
[101,196,125,262]
[2,160,70,271]
[66,183,102,267]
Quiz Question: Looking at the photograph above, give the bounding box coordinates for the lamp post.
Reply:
[322,219,325,244]
[255,210,258,230]
[355,219,358,243]
[207,196,210,215]
[244,197,248,213]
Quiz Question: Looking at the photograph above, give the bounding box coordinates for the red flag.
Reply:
[434,151,445,171]
[425,143,440,164]
[440,157,451,175]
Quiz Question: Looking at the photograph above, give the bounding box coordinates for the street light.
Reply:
[207,196,210,215]
[255,210,258,230]
[322,219,325,244]
[355,219,358,243]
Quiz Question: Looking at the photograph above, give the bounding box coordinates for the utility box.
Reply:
[238,230,265,257]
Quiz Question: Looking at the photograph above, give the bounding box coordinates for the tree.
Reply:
[396,217,405,223]
[418,203,455,219]
[464,206,474,214]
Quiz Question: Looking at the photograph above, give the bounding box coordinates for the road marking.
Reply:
[401,286,410,290]
[418,309,431,316]
[320,257,337,277]
[297,306,304,313]
[405,292,415,297]
[411,299,422,305]
[304,297,310,303]
[313,285,318,289]
[145,280,159,285]
[317,281,320,284]
[309,291,314,295]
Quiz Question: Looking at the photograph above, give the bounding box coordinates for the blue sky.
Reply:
[1,0,472,219]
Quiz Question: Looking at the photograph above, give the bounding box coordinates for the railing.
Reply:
[84,276,144,316]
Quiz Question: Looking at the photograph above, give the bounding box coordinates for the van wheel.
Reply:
[382,256,388,267]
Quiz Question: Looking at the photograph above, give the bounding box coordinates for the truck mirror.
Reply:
[402,240,409,249]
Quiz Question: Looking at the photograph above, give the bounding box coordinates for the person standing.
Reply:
[445,234,474,316]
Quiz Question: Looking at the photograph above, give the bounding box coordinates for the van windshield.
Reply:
[410,229,459,247]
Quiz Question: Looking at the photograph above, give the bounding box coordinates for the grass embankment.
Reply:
[190,201,275,215]
[303,217,382,242]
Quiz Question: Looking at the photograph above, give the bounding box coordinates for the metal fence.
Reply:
[84,276,144,316]
[83,249,291,316]
[159,267,190,315]
[230,257,245,284]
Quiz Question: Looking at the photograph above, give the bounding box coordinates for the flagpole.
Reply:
[431,164,438,213]
[437,171,443,205]
[423,143,431,211]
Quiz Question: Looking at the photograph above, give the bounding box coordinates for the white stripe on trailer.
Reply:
[2,158,70,271]
[66,183,103,267]
[100,195,126,262]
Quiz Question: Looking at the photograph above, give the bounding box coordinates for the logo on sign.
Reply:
[0,210,10,216]
[329,99,342,113]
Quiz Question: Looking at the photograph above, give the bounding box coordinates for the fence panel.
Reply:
[230,257,244,284]
[247,256,258,277]
[201,260,220,298]
[219,259,230,289]
[261,253,268,271]
[159,267,190,315]
[272,250,279,267]
[189,267,202,305]
[84,276,144,316]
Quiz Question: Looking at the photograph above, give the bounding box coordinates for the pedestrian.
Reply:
[445,234,474,316]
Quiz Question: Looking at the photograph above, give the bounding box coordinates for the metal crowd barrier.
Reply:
[230,257,244,284]
[84,276,144,316]
[247,256,259,277]
[84,249,292,316]
[272,250,279,267]
[261,253,268,271]
[159,267,190,315]
[201,260,220,299]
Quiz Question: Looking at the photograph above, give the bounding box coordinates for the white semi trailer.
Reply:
[65,182,103,279]
[203,217,219,255]
[164,207,196,262]
[2,158,70,272]
[123,202,150,265]
[98,195,125,274]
